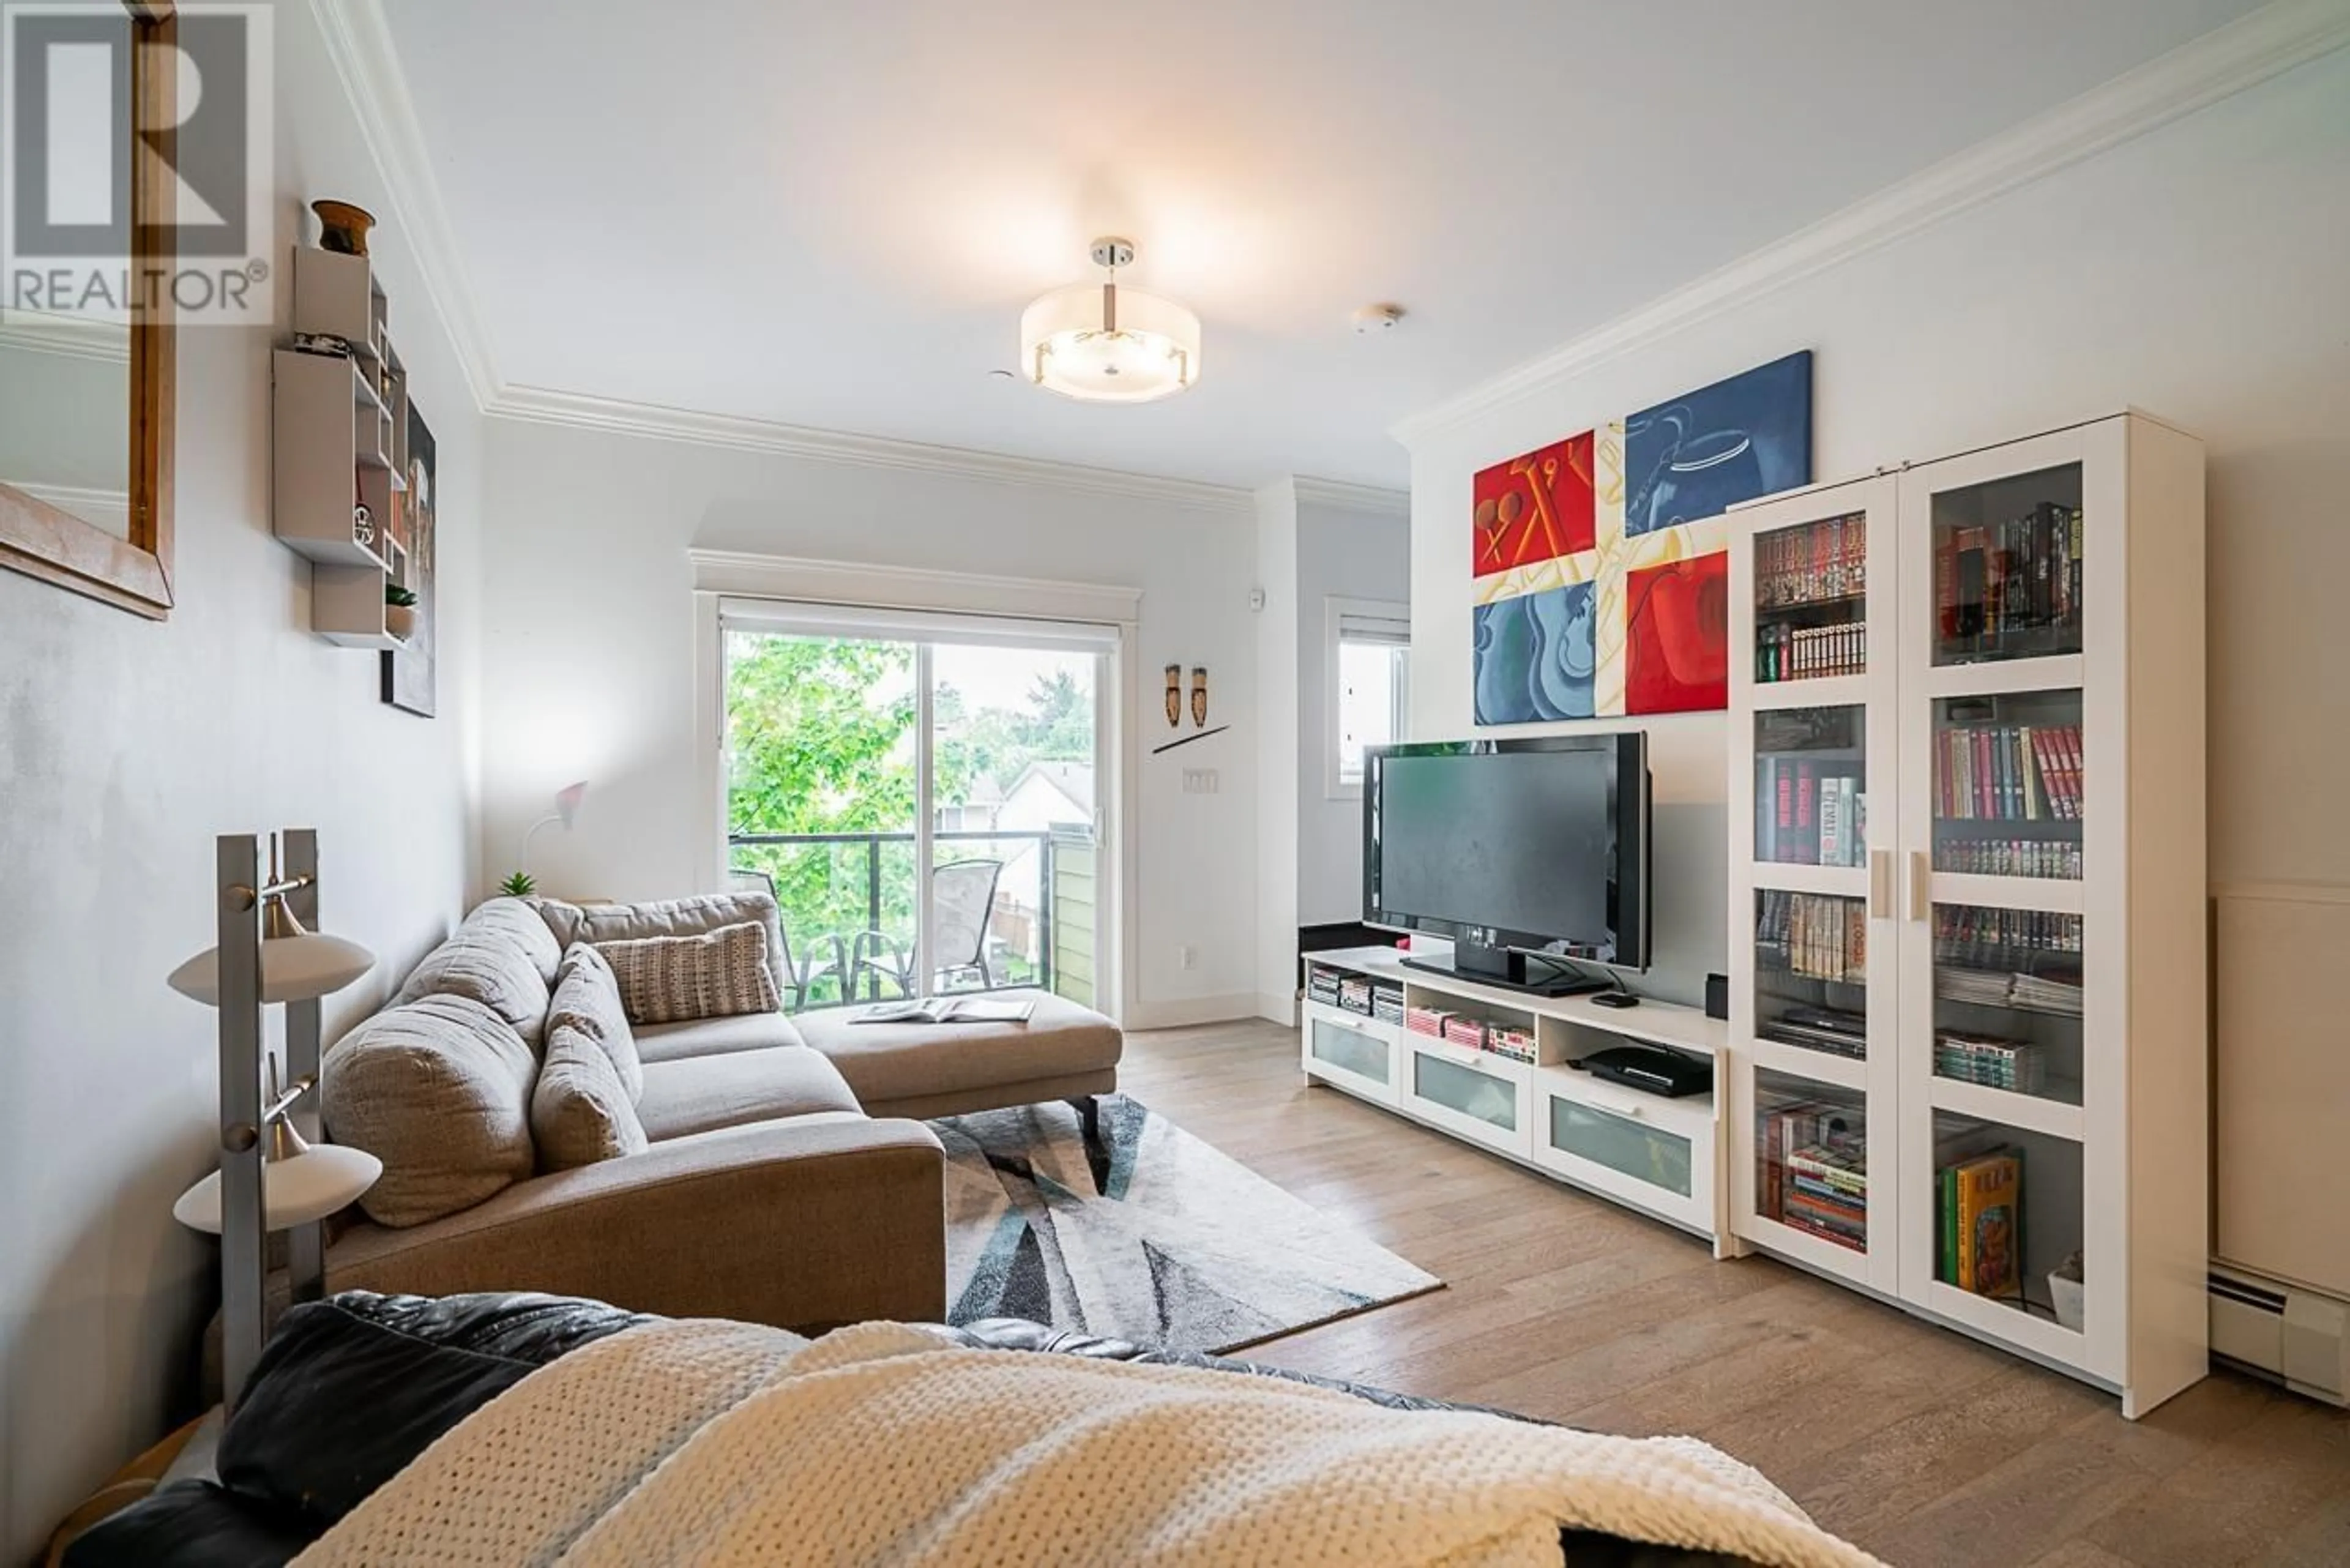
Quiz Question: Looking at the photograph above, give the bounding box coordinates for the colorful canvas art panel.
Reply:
[1624,551,1731,714]
[1472,432,1596,583]
[1471,351,1811,723]
[1472,580,1595,725]
[1623,350,1812,538]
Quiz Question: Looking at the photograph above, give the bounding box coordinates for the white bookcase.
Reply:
[1725,411,2207,1416]
[1302,946,1729,1247]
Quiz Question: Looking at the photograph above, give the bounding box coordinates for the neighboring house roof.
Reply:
[1003,760,1094,822]
[964,772,1005,806]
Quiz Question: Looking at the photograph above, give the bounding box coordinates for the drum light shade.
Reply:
[1020,239,1201,403]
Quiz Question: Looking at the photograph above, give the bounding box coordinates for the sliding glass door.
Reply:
[721,602,1110,1013]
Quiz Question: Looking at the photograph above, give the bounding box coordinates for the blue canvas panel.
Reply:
[1472,581,1596,725]
[1623,351,1813,538]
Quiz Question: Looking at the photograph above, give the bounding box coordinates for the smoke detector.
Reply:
[1352,303,1405,335]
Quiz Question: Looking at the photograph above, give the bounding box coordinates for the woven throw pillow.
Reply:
[321,994,538,1228]
[531,1020,649,1170]
[548,941,643,1102]
[594,922,780,1025]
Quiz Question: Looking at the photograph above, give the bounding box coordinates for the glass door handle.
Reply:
[1907,849,1931,922]
[1869,849,1893,920]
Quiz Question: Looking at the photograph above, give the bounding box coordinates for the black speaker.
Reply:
[1704,973,1729,1020]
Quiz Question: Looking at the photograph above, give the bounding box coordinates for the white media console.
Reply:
[1300,943,1730,1249]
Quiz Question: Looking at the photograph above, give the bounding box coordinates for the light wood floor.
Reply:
[1121,1018,2350,1568]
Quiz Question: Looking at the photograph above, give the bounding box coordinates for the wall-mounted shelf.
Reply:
[275,244,417,648]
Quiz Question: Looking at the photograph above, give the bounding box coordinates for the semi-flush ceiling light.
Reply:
[1020,238,1201,403]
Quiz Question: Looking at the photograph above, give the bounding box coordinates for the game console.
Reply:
[1577,1043,1712,1099]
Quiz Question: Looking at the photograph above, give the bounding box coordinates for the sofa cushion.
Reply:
[321,995,538,1228]
[531,1020,649,1170]
[533,892,791,1001]
[547,942,642,1102]
[460,897,563,987]
[635,1009,809,1064]
[795,991,1122,1110]
[633,1047,862,1141]
[395,925,555,1050]
[593,922,780,1025]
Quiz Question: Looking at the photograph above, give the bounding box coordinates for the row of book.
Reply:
[1757,759,1867,867]
[1936,723,2084,822]
[1934,501,2084,651]
[1307,968,1403,1024]
[1939,1144,2023,1298]
[1756,1096,1868,1254]
[1761,1004,1868,1061]
[1934,839,2083,879]
[1933,906,2082,957]
[1934,1032,2047,1094]
[1757,890,1867,985]
[1758,513,1866,609]
[1401,1006,1536,1064]
[1756,621,1865,684]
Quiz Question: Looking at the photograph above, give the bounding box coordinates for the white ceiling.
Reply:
[381,0,2264,490]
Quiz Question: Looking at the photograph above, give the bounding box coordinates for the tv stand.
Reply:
[1299,945,1731,1252]
[1398,954,1610,999]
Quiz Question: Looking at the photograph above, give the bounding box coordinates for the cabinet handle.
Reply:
[1869,849,1892,920]
[1908,850,1931,922]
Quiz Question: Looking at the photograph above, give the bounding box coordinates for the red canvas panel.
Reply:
[1472,433,1596,578]
[1625,551,1730,714]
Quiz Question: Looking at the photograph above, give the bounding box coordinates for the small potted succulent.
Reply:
[384,582,419,641]
[498,871,537,897]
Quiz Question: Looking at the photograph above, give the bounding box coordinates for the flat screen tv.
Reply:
[1362,734,1651,995]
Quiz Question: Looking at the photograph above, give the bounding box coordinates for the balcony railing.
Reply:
[727,828,1092,1012]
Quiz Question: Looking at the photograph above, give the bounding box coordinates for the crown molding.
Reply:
[310,0,502,411]
[0,311,129,364]
[1291,476,1411,517]
[1392,0,2350,447]
[494,383,1255,512]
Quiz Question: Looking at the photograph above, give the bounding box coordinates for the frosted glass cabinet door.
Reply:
[1407,1045,1530,1155]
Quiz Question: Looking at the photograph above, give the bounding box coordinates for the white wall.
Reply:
[1250,486,1410,1020]
[477,419,1262,1027]
[1405,49,2350,1008]
[1251,482,1301,1018]
[1294,498,1412,924]
[0,6,484,1556]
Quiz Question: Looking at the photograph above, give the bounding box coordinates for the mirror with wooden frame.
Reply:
[0,1,176,619]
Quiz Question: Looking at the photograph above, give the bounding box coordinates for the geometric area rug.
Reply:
[930,1093,1443,1356]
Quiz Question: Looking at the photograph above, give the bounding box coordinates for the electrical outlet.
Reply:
[1182,767,1220,794]
[1177,944,1198,971]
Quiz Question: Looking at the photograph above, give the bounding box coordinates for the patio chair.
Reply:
[850,859,1005,998]
[727,867,852,1010]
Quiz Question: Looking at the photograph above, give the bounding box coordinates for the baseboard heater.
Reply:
[2209,1265,2350,1406]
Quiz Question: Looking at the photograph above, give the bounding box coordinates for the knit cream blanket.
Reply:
[297,1320,1884,1567]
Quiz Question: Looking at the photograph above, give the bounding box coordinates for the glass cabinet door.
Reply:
[1728,472,1903,1292]
[1895,422,2116,1373]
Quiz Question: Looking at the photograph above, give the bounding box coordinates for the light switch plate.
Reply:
[1182,768,1220,794]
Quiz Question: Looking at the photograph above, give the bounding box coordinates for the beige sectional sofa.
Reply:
[315,894,1121,1333]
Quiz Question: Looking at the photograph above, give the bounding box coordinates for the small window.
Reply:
[1329,599,1411,796]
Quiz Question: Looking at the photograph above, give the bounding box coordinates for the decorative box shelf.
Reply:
[275,241,417,648]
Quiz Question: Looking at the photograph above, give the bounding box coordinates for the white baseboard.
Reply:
[1122,993,1263,1031]
[1255,991,1297,1028]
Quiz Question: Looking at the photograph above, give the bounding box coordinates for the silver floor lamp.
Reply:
[168,830,381,1409]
